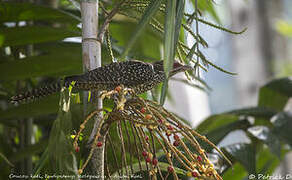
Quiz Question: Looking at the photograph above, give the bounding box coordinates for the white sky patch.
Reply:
[63,37,82,43]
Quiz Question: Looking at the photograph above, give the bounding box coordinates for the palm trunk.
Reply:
[81,0,104,178]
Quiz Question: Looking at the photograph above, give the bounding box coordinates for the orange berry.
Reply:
[167,125,174,130]
[145,114,152,120]
[115,86,122,92]
[174,134,180,141]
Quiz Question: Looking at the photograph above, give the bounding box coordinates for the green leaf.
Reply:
[223,143,256,174]
[32,147,49,176]
[275,20,292,37]
[0,34,4,47]
[110,21,161,60]
[201,120,250,152]
[8,139,48,163]
[48,87,78,176]
[122,0,163,57]
[0,94,59,120]
[159,80,168,105]
[258,77,292,111]
[196,114,238,134]
[197,18,246,35]
[0,26,80,46]
[192,0,221,24]
[271,112,292,146]
[199,55,237,75]
[186,42,197,61]
[0,2,80,23]
[227,106,278,119]
[163,0,185,108]
[160,0,177,105]
[248,126,281,158]
[0,43,82,81]
[173,0,185,54]
[222,163,248,180]
[37,41,118,65]
[256,147,281,175]
[163,0,177,78]
[177,120,250,168]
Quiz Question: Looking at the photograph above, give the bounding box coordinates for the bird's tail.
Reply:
[10,75,81,104]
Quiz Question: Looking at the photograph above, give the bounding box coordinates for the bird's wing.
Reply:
[86,61,155,85]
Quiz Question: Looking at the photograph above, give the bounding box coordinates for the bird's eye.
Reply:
[173,62,182,69]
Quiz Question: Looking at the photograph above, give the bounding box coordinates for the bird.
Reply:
[10,60,192,104]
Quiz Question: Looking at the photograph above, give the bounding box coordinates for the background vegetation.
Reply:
[0,0,291,179]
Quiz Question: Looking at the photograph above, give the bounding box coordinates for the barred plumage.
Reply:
[10,60,191,104]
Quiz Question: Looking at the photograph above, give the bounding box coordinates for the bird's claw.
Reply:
[100,85,134,111]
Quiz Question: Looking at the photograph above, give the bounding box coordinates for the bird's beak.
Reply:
[180,64,193,71]
[170,64,192,76]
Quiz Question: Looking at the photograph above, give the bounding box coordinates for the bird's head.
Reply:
[153,60,192,76]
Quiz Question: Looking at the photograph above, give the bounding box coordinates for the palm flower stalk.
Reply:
[73,86,231,180]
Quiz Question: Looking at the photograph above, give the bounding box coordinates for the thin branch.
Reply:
[0,152,14,167]
[98,0,127,42]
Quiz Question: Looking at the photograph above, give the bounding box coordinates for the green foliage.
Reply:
[9,139,48,163]
[0,43,83,81]
[258,77,292,111]
[0,94,59,120]
[271,112,292,146]
[0,2,83,178]
[0,2,80,23]
[122,0,163,57]
[224,143,256,174]
[153,76,292,179]
[194,77,292,179]
[160,0,183,105]
[195,0,221,23]
[0,0,290,180]
[47,88,78,177]
[276,20,292,37]
[0,26,80,47]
